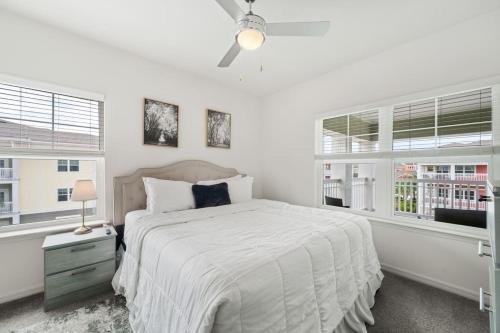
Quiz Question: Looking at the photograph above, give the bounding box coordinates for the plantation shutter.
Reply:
[322,110,379,154]
[0,83,104,153]
[393,87,492,151]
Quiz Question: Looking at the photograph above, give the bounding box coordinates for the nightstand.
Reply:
[42,226,116,311]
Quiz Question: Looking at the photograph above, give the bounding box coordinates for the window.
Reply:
[323,162,376,212]
[57,187,74,202]
[438,188,449,198]
[456,165,475,174]
[393,88,492,150]
[437,166,449,174]
[322,110,379,154]
[0,157,97,225]
[454,189,475,201]
[57,160,68,172]
[316,85,497,231]
[69,160,79,172]
[394,162,487,223]
[0,80,103,229]
[57,188,68,202]
[58,160,80,172]
[0,83,104,151]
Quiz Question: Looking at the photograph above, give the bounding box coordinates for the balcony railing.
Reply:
[395,179,487,220]
[420,172,488,181]
[0,202,13,215]
[0,168,13,179]
[323,178,375,211]
[454,173,488,181]
[421,172,450,180]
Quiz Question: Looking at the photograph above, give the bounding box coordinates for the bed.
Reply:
[112,160,383,333]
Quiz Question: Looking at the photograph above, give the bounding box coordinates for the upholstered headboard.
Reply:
[112,160,239,226]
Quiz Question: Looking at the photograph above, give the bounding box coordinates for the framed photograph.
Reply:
[207,109,231,149]
[143,98,178,147]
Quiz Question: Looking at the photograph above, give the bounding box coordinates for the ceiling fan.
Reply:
[215,0,330,68]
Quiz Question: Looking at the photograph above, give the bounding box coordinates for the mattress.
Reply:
[113,199,382,333]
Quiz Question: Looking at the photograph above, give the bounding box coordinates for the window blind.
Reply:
[437,88,491,148]
[393,87,492,151]
[0,83,104,153]
[322,110,378,154]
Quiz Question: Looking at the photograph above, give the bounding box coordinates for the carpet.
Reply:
[0,271,489,333]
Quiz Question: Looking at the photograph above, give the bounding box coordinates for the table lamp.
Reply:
[71,179,97,235]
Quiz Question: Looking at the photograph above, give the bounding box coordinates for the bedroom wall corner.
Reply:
[259,9,500,299]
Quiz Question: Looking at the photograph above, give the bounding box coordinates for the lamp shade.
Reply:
[71,180,97,201]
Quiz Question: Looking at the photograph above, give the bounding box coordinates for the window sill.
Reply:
[319,205,488,241]
[0,220,109,243]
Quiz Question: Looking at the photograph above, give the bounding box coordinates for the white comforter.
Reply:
[113,200,382,333]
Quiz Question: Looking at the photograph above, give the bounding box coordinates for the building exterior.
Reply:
[0,158,96,227]
[0,158,19,226]
[395,162,488,219]
[323,162,488,220]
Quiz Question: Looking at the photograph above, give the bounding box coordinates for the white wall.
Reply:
[0,10,263,303]
[2,7,500,304]
[261,9,500,299]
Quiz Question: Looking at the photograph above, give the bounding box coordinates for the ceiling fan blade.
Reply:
[218,42,241,68]
[214,0,245,22]
[266,21,330,36]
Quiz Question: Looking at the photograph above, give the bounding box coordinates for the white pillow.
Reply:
[197,176,253,203]
[143,177,195,213]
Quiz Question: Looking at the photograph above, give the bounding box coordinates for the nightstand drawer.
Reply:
[45,238,114,275]
[45,259,115,299]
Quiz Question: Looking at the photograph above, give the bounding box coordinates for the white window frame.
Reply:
[0,74,105,233]
[315,79,500,237]
[57,160,81,172]
[57,187,74,202]
[320,109,380,155]
[392,89,492,151]
[57,159,68,172]
[69,160,80,172]
[57,188,69,202]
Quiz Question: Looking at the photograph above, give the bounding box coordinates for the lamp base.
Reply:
[74,225,93,235]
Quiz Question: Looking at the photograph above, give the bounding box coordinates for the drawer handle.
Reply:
[71,267,97,276]
[478,241,492,257]
[479,288,492,312]
[71,244,96,252]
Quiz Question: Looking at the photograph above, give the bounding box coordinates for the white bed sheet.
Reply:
[113,199,382,333]
[124,209,150,228]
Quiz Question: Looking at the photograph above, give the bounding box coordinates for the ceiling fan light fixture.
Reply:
[237,28,265,50]
[215,0,330,68]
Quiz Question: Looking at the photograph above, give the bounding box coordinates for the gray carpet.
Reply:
[368,272,489,333]
[0,271,489,333]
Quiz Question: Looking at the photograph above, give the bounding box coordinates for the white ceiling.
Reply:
[1,0,499,96]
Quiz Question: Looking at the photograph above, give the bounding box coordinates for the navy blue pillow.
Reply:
[192,182,231,208]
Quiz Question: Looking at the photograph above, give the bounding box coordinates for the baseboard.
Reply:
[0,284,43,304]
[381,263,480,302]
